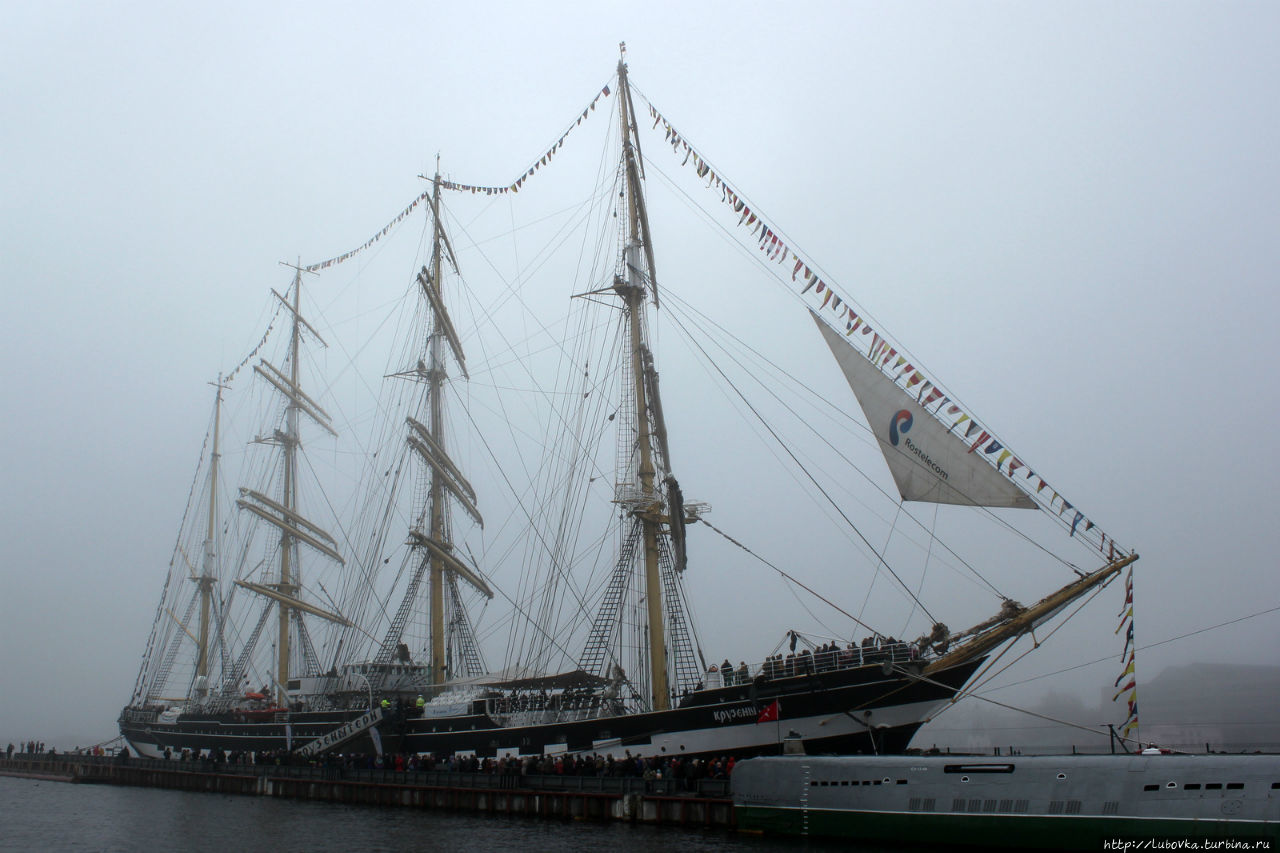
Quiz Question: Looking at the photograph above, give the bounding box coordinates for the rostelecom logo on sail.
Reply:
[888,409,913,446]
[889,408,949,481]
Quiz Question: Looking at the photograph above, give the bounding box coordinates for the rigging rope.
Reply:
[981,603,1280,695]
[697,517,885,639]
[453,396,606,669]
[633,83,1125,562]
[663,307,938,624]
[859,501,905,627]
[901,503,941,637]
[908,664,1120,744]
[646,153,1076,587]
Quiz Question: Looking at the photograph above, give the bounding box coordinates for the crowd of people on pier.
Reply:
[135,745,734,791]
[5,741,122,759]
[7,741,53,757]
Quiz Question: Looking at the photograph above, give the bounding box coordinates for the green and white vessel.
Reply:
[733,753,1280,848]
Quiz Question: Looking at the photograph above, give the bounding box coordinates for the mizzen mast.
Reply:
[194,376,227,690]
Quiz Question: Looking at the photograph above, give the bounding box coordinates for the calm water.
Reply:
[0,776,910,852]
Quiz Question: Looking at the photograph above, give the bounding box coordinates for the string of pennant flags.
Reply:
[303,190,432,273]
[224,303,283,385]
[641,97,1125,558]
[290,77,1126,560]
[300,81,615,275]
[1113,567,1139,739]
[438,82,613,197]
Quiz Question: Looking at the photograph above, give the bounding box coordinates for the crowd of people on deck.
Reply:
[487,689,607,715]
[706,636,919,689]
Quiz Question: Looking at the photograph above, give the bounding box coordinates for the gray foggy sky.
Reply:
[2,2,1278,749]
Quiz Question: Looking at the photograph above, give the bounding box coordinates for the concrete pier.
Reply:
[0,756,734,828]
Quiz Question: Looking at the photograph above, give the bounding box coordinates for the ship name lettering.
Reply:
[712,706,758,725]
[904,437,948,480]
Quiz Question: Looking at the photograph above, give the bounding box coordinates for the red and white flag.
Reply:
[757,700,780,724]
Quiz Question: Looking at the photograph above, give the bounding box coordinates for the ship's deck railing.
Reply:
[436,642,922,719]
[702,641,919,689]
[120,708,161,724]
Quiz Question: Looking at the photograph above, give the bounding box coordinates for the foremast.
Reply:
[620,57,672,712]
[578,54,703,712]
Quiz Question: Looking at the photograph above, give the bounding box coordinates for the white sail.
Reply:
[814,313,1036,509]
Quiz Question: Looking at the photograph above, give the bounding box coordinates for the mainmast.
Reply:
[381,166,491,686]
[578,51,705,711]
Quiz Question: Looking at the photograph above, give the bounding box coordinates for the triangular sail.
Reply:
[814,313,1035,509]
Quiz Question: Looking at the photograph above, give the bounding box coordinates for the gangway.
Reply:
[293,707,384,757]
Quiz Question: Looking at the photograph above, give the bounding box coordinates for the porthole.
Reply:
[1057,773,1067,780]
[1167,781,1177,789]
[961,776,970,782]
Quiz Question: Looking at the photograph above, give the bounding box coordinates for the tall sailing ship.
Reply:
[119,53,1137,761]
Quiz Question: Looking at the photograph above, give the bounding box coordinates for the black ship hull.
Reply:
[120,658,982,761]
[118,707,370,759]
